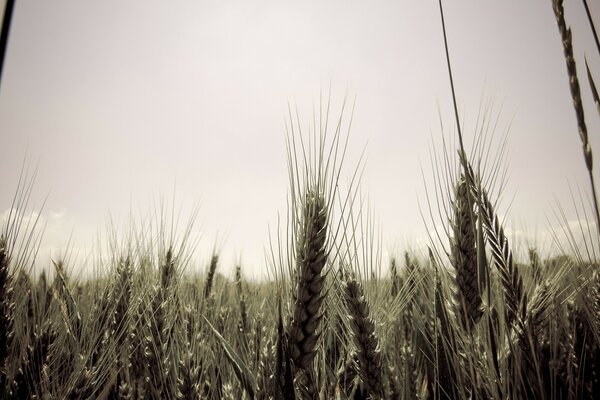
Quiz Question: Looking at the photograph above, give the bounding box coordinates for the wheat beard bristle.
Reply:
[288,189,328,397]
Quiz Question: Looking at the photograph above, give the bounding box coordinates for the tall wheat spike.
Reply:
[203,253,218,301]
[110,256,133,398]
[389,257,399,298]
[343,277,384,400]
[480,194,523,329]
[433,262,457,400]
[450,175,483,328]
[551,0,600,238]
[288,189,327,399]
[464,163,523,330]
[235,264,249,339]
[275,296,295,400]
[510,280,551,399]
[145,249,178,399]
[402,252,417,340]
[592,270,600,340]
[0,236,14,396]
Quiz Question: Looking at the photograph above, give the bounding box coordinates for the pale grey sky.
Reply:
[1,1,599,278]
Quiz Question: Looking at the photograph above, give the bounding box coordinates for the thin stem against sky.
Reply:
[0,0,16,91]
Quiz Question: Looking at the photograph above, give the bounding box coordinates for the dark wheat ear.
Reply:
[592,270,600,331]
[288,189,328,399]
[275,296,295,400]
[478,188,523,330]
[450,175,483,329]
[464,161,523,331]
[235,264,249,339]
[203,253,218,301]
[12,321,56,399]
[431,250,457,400]
[589,270,600,343]
[552,0,600,238]
[389,257,399,298]
[0,236,15,394]
[342,275,384,400]
[552,0,592,171]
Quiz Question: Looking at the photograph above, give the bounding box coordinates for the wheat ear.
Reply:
[0,236,14,395]
[288,189,328,399]
[343,277,384,399]
[552,0,600,238]
[450,175,483,328]
[203,253,218,301]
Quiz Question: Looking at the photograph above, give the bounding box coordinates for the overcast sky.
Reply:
[1,1,599,279]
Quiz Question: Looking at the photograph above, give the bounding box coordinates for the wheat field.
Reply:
[1,1,600,399]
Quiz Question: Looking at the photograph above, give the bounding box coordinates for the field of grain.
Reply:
[1,1,600,399]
